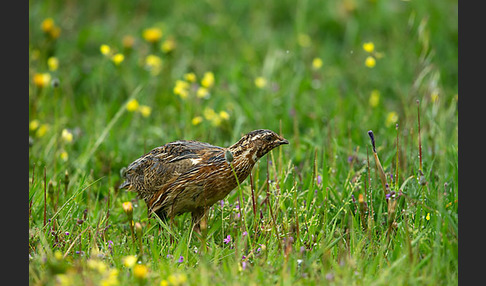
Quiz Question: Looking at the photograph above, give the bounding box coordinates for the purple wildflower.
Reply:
[242,231,248,236]
[177,256,184,263]
[108,240,114,250]
[223,235,232,244]
[325,272,335,281]
[220,200,224,208]
[242,261,247,270]
[317,175,322,185]
[65,231,70,236]
[385,191,396,200]
[300,246,305,255]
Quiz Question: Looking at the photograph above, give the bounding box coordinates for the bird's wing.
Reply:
[120,141,223,197]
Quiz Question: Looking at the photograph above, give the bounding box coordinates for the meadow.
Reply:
[29,0,458,285]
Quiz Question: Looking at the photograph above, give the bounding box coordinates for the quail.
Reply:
[119,129,289,232]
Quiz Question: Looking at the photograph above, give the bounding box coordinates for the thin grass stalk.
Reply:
[64,170,69,197]
[266,158,281,250]
[44,167,47,227]
[417,100,423,172]
[250,172,257,219]
[395,124,400,187]
[227,150,254,254]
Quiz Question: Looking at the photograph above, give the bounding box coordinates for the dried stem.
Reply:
[368,131,397,237]
[368,131,389,197]
[366,147,374,222]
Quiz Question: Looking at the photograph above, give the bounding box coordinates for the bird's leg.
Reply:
[191,207,209,251]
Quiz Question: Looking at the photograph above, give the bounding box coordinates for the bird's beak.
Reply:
[278,137,289,145]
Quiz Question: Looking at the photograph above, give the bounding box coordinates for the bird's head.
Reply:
[229,129,289,160]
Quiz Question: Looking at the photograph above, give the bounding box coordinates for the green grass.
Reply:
[29,0,458,285]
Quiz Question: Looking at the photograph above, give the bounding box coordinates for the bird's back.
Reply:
[119,140,224,202]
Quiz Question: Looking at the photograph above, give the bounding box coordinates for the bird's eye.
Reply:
[264,135,273,142]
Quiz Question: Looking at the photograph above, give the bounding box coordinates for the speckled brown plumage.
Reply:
[119,129,288,231]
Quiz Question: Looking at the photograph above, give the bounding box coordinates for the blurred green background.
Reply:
[29,0,458,284]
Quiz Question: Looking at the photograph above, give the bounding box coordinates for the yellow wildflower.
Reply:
[30,120,40,131]
[173,80,190,99]
[298,33,311,47]
[144,55,162,76]
[219,111,230,120]
[122,255,137,268]
[87,259,108,273]
[312,57,323,70]
[61,129,73,143]
[191,116,203,126]
[385,111,398,127]
[122,201,133,216]
[201,72,215,88]
[431,90,439,103]
[161,37,176,53]
[196,87,209,99]
[254,76,267,89]
[111,53,125,66]
[100,44,111,56]
[160,279,169,286]
[138,105,152,117]
[365,56,376,68]
[143,27,163,43]
[41,18,61,38]
[126,99,139,112]
[56,274,73,286]
[203,108,216,120]
[33,73,51,88]
[133,264,148,279]
[36,124,49,137]
[54,250,63,260]
[60,151,69,162]
[47,57,59,71]
[369,89,380,107]
[211,116,222,127]
[362,42,375,53]
[426,213,430,221]
[184,72,196,83]
[41,18,55,33]
[168,273,187,286]
[101,268,119,286]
